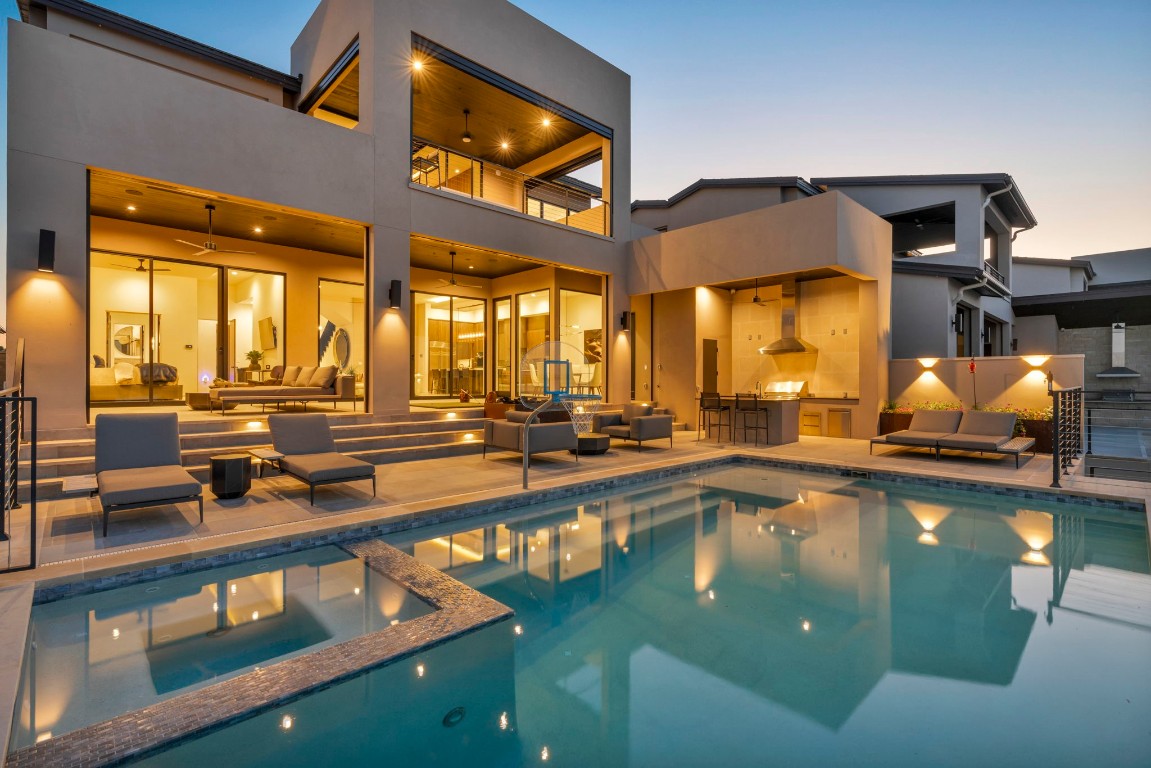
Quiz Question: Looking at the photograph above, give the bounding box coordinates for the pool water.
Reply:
[83,467,1151,766]
[11,545,430,749]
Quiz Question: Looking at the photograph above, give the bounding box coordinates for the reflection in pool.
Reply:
[12,546,430,749]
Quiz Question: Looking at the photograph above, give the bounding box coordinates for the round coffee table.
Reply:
[570,432,611,455]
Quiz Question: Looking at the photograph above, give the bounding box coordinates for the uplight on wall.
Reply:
[917,358,938,369]
[1022,355,1050,368]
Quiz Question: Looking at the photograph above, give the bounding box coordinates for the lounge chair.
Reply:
[483,408,577,464]
[267,413,376,504]
[593,403,674,451]
[870,410,963,457]
[95,413,203,537]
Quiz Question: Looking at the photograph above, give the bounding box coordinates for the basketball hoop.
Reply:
[558,393,602,435]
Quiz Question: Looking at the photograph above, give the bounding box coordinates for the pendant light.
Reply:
[461,109,472,143]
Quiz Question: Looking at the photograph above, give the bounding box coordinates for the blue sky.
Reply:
[2,0,1149,266]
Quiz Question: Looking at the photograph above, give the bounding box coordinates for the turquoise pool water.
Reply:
[47,466,1151,766]
[11,545,431,750]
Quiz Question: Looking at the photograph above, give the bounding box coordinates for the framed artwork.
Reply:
[107,311,154,367]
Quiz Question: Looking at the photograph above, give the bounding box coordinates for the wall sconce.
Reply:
[37,229,56,273]
[619,311,630,332]
[917,358,938,369]
[388,279,402,309]
[1022,355,1050,368]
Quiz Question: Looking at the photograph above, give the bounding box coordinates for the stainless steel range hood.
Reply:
[1097,322,1140,378]
[758,280,816,355]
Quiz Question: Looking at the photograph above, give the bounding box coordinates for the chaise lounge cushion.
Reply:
[97,466,203,507]
[280,453,375,483]
[937,411,1016,451]
[885,410,963,446]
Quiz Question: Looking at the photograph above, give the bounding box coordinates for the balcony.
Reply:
[411,139,610,237]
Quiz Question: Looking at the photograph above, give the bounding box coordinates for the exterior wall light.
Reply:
[389,279,403,308]
[620,311,631,332]
[1022,355,1050,368]
[917,358,938,369]
[37,229,56,273]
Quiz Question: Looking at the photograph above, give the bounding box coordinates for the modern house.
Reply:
[1014,247,1151,386]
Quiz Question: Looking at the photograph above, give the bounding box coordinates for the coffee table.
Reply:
[570,432,611,455]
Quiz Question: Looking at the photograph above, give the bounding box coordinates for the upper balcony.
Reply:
[410,35,613,237]
[411,138,609,236]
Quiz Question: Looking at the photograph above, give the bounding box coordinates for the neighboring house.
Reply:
[1014,248,1151,388]
[811,174,1038,360]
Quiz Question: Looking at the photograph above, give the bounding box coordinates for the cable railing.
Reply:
[410,138,610,236]
[1047,374,1082,488]
[0,385,37,572]
[1081,390,1151,481]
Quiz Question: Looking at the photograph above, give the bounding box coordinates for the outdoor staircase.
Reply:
[18,408,488,502]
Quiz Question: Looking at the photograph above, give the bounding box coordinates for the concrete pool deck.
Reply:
[2,435,1148,592]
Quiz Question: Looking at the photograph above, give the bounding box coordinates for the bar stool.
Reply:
[698,392,732,442]
[735,393,769,446]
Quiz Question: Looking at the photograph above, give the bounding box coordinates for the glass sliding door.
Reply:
[227,269,285,383]
[89,252,217,405]
[517,291,550,378]
[494,297,511,396]
[411,292,487,399]
[559,289,603,394]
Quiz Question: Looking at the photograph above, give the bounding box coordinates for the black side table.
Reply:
[210,453,252,499]
[570,433,611,455]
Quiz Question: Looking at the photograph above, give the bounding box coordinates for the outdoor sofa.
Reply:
[871,409,1036,467]
[210,364,354,414]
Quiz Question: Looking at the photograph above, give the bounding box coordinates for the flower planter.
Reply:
[878,412,912,435]
[1019,419,1053,454]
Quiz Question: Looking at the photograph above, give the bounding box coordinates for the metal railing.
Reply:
[983,261,1006,286]
[1048,374,1082,488]
[1081,390,1151,481]
[411,138,611,236]
[0,387,37,572]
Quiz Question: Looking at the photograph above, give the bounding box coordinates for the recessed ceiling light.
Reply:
[542,118,551,127]
[126,205,136,212]
[500,141,509,150]
[468,265,474,269]
[253,226,263,234]
[411,58,423,71]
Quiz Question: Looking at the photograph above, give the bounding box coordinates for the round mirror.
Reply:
[333,328,351,370]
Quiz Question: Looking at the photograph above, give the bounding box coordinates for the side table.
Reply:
[210,453,252,499]
[569,432,611,455]
[248,447,284,478]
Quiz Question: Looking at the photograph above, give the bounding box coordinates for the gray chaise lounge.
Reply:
[592,403,674,450]
[95,413,203,537]
[267,413,376,504]
[872,409,1035,467]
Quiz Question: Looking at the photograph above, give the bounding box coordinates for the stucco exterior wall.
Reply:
[889,355,1084,412]
[632,186,791,233]
[1013,262,1087,296]
[890,273,950,359]
[1013,315,1059,356]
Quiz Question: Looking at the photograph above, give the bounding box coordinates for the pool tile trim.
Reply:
[6,541,512,768]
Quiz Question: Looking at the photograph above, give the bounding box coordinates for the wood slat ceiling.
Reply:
[412,57,592,169]
[410,235,548,279]
[89,171,366,259]
[317,60,360,121]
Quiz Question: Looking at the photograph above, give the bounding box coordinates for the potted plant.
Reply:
[245,349,263,371]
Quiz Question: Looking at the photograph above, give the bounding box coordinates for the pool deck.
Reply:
[0,434,1147,764]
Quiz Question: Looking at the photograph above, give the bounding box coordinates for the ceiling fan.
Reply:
[112,257,170,272]
[436,251,481,289]
[734,276,771,307]
[176,203,256,257]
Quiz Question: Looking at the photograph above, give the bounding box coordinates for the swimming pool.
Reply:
[11,546,431,750]
[107,464,1151,767]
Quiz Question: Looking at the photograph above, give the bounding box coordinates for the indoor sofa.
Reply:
[209,364,354,414]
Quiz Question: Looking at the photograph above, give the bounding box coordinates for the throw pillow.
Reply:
[294,366,318,387]
[621,403,653,424]
[308,365,338,389]
[280,365,301,386]
[113,362,136,384]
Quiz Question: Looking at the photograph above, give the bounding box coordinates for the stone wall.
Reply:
[1058,324,1150,390]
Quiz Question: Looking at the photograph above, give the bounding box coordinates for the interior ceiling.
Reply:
[318,60,359,120]
[886,202,956,253]
[89,171,366,259]
[412,57,592,169]
[711,268,845,292]
[410,235,550,279]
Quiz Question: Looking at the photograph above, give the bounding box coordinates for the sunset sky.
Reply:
[3,0,1148,260]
